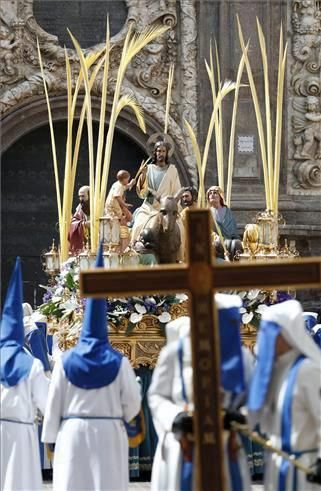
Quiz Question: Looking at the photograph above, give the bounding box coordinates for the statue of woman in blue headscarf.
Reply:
[207,186,239,240]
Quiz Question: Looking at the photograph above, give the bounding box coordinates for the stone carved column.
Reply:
[288,0,321,194]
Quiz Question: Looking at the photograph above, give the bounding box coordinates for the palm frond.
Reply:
[201,80,237,192]
[184,119,204,207]
[116,94,146,133]
[99,24,168,216]
[257,18,273,210]
[273,24,287,215]
[68,28,95,252]
[37,39,62,225]
[164,63,174,134]
[122,24,169,72]
[226,44,249,207]
[237,15,271,210]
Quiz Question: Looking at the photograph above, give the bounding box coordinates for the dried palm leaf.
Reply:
[99,24,169,215]
[37,39,62,225]
[226,44,249,207]
[237,15,271,210]
[68,29,95,252]
[116,94,146,133]
[184,119,204,207]
[273,25,287,215]
[201,80,237,194]
[164,63,174,134]
[257,18,274,210]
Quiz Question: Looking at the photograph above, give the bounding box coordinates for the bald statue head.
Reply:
[78,185,90,214]
[117,170,130,185]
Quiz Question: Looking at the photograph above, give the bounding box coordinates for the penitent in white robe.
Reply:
[148,336,193,491]
[42,356,141,491]
[252,349,321,491]
[0,358,50,491]
[149,338,252,491]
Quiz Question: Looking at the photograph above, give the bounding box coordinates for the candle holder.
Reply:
[255,210,279,251]
[78,241,96,270]
[42,239,60,283]
[121,246,140,268]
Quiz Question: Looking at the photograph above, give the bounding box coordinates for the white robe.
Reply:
[131,164,184,255]
[148,337,251,491]
[0,358,49,491]
[252,349,321,491]
[42,356,141,491]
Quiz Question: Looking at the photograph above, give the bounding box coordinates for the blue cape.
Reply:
[219,306,245,394]
[0,258,33,387]
[303,313,317,333]
[63,244,123,389]
[247,320,281,411]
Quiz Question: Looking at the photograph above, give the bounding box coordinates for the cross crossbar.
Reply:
[80,209,321,491]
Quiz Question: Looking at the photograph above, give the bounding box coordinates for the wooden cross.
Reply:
[80,209,321,491]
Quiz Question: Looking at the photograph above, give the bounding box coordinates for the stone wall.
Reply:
[197,1,321,263]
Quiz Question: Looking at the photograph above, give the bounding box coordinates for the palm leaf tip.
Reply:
[116,94,146,133]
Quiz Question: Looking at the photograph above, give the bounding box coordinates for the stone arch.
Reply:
[1,94,191,186]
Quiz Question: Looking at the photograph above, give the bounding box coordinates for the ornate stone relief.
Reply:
[0,0,198,186]
[288,0,321,193]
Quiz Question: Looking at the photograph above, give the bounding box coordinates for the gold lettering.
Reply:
[198,339,211,352]
[202,432,216,445]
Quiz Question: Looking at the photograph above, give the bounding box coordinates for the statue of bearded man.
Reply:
[130,141,185,260]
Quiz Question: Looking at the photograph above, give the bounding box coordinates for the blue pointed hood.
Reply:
[63,243,123,389]
[216,294,245,394]
[0,258,33,387]
[247,300,320,412]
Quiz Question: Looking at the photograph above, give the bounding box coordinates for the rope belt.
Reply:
[0,418,34,425]
[61,415,123,422]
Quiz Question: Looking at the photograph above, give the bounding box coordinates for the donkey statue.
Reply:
[137,190,183,264]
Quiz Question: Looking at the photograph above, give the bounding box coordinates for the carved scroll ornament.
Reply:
[289,0,321,193]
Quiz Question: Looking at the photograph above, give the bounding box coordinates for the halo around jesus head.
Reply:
[146,132,175,158]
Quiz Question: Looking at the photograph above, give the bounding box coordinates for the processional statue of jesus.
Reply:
[130,140,185,260]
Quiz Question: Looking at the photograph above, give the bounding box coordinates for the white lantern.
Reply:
[43,239,60,275]
[121,247,140,268]
[109,250,120,268]
[78,244,96,270]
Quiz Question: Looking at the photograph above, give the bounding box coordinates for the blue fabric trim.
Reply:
[25,329,51,371]
[278,355,306,491]
[180,460,193,491]
[62,243,123,389]
[228,455,243,491]
[0,418,33,425]
[303,315,317,333]
[178,338,188,404]
[124,411,144,439]
[248,320,281,411]
[218,307,245,394]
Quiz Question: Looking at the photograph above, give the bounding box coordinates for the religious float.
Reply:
[37,15,299,362]
[35,17,313,480]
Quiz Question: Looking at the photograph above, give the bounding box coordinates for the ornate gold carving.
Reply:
[240,323,257,354]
